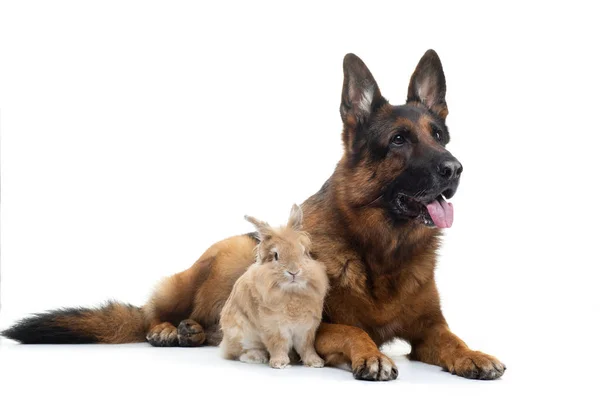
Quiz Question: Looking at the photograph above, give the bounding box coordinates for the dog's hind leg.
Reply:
[144,234,257,347]
[144,257,214,347]
[187,234,258,342]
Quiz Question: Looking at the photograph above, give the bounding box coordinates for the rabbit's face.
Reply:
[258,229,313,289]
[247,204,322,290]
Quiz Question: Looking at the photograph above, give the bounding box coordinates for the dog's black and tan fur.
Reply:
[2,50,505,381]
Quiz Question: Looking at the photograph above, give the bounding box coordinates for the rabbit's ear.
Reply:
[287,204,303,230]
[245,215,272,238]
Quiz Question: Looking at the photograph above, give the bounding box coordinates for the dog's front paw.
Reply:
[352,351,398,381]
[269,355,291,369]
[446,350,506,380]
[303,354,325,368]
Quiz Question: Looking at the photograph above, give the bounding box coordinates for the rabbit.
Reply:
[219,204,329,369]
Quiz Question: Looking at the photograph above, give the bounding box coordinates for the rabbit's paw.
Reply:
[240,349,269,364]
[269,355,290,369]
[303,354,325,368]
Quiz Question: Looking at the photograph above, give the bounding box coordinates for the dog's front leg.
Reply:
[315,322,398,381]
[409,323,506,380]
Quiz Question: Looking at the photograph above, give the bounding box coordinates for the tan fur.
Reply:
[219,205,329,369]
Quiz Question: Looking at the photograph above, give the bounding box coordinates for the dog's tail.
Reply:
[1,301,147,344]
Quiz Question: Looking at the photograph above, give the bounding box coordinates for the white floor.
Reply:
[0,338,523,400]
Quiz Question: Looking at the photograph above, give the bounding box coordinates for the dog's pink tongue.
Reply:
[426,197,454,228]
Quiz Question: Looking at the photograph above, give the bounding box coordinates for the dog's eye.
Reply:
[432,128,443,143]
[391,134,406,146]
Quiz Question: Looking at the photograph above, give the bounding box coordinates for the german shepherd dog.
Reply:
[2,50,506,381]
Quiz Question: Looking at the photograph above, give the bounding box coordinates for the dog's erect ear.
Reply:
[245,215,272,239]
[407,49,448,119]
[340,54,386,125]
[287,204,303,230]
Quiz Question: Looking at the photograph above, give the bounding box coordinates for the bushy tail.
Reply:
[1,301,147,344]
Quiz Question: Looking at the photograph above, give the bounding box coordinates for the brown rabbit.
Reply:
[219,204,329,369]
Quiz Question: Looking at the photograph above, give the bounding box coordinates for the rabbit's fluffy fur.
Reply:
[219,204,329,368]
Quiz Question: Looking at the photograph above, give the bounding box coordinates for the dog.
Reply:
[2,50,505,381]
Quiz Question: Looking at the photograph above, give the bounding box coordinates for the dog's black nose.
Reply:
[438,159,463,180]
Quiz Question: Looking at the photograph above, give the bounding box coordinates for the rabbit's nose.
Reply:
[286,271,298,276]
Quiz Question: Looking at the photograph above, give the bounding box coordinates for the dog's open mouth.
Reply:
[394,194,454,229]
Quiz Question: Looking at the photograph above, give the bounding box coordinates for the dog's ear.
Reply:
[407,49,448,119]
[287,204,303,230]
[340,54,386,125]
[245,215,272,240]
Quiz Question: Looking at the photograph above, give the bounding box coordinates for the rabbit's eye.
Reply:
[273,252,279,261]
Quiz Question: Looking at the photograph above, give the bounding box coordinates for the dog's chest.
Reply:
[325,288,412,344]
[326,282,406,319]
[323,256,436,344]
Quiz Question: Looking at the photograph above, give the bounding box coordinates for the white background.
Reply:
[1,1,599,399]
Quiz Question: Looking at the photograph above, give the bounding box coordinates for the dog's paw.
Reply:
[352,352,398,381]
[303,354,325,368]
[146,322,178,347]
[445,350,506,380]
[269,355,291,369]
[240,349,269,364]
[177,319,206,347]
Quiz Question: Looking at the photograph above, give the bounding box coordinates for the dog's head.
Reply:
[338,50,461,229]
